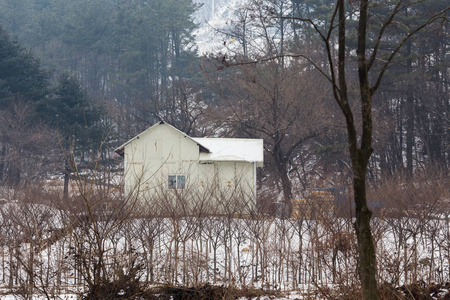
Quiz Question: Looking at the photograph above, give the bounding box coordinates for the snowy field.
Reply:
[1,196,449,299]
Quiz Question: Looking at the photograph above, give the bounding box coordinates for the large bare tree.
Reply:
[284,0,449,298]
[216,0,449,298]
[208,60,332,215]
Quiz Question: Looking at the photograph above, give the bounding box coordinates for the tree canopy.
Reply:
[0,26,49,108]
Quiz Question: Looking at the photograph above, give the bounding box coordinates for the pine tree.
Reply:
[0,26,50,186]
[0,26,49,107]
[39,72,104,199]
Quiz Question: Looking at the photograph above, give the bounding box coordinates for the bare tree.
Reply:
[214,0,449,294]
[254,1,450,298]
[0,99,57,187]
[208,60,332,216]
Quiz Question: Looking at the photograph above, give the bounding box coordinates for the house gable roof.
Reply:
[115,122,263,167]
[114,121,210,157]
[192,138,264,167]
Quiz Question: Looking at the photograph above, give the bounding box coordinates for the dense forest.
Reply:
[0,0,449,298]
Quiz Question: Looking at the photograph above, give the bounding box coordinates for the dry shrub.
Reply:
[379,282,450,300]
[82,263,153,300]
[325,282,450,300]
[379,282,404,299]
[301,284,362,300]
[157,284,282,300]
[368,167,450,218]
[398,282,450,300]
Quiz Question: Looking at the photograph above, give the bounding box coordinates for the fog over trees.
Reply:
[0,0,449,298]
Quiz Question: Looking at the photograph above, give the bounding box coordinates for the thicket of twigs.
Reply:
[0,168,449,299]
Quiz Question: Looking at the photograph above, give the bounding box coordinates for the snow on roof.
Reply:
[192,137,263,167]
[115,122,263,167]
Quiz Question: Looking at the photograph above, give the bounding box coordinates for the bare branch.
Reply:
[371,6,450,95]
[367,0,406,71]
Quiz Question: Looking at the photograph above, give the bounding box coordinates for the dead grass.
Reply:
[153,284,284,300]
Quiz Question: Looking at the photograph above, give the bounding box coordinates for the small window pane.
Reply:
[168,176,177,189]
[177,175,186,189]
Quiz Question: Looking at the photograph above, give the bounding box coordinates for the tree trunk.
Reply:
[353,162,378,299]
[64,158,70,201]
[0,145,6,183]
[336,0,379,297]
[273,142,293,217]
[279,165,293,217]
[405,39,414,177]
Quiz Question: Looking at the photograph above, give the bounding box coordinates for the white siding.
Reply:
[121,123,259,214]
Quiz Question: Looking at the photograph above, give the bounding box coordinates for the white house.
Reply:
[115,122,263,214]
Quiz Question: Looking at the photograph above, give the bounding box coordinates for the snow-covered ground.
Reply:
[1,198,449,298]
[193,0,293,61]
[194,0,248,55]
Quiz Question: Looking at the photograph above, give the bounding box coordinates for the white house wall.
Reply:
[125,124,198,194]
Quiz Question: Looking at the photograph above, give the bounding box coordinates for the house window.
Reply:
[168,175,186,189]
